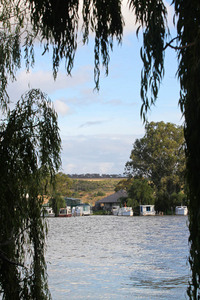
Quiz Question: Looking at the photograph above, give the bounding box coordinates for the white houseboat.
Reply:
[58,206,72,217]
[175,206,188,216]
[72,206,83,216]
[72,204,92,216]
[112,206,120,216]
[41,206,55,217]
[118,207,133,216]
[112,206,133,216]
[140,205,155,216]
[81,203,91,216]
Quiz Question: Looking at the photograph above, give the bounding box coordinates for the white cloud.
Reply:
[60,133,142,174]
[79,120,107,128]
[65,163,77,174]
[165,1,175,28]
[54,100,71,116]
[105,99,123,106]
[122,0,137,35]
[66,88,101,106]
[77,0,137,36]
[122,0,176,36]
[7,65,92,104]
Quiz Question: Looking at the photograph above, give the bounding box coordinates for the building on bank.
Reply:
[95,190,127,212]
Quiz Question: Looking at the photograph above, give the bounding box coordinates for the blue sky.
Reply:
[8,1,183,175]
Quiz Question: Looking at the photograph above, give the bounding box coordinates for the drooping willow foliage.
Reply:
[0,0,124,110]
[174,1,200,298]
[0,89,61,299]
[0,0,200,298]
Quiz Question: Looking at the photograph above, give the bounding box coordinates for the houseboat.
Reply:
[41,207,55,217]
[112,206,120,216]
[112,206,133,216]
[118,207,133,216]
[72,206,83,216]
[58,206,72,217]
[82,204,92,216]
[72,204,92,216]
[175,206,188,216]
[140,205,155,216]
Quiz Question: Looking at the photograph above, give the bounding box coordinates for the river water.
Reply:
[46,215,190,299]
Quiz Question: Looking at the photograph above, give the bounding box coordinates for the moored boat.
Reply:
[58,206,72,217]
[82,204,91,216]
[72,206,83,216]
[140,205,155,216]
[112,206,120,216]
[118,207,133,216]
[72,204,92,216]
[175,206,188,216]
[41,207,55,217]
[112,206,133,216]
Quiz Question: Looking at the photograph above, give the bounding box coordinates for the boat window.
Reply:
[146,206,150,211]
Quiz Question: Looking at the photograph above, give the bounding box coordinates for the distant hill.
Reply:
[70,177,124,206]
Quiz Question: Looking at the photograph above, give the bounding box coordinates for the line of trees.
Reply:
[67,174,125,179]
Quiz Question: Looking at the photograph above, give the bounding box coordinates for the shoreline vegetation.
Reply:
[45,173,187,216]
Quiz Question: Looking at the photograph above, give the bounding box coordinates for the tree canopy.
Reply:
[46,172,72,216]
[126,178,155,211]
[1,0,200,298]
[125,121,185,191]
[125,121,186,213]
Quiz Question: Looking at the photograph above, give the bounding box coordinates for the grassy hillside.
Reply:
[70,178,123,206]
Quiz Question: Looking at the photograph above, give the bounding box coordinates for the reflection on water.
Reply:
[46,216,189,299]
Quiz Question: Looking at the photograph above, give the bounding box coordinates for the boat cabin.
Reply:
[58,206,72,217]
[81,203,91,216]
[140,205,155,216]
[175,206,188,215]
[41,206,55,217]
[72,204,91,216]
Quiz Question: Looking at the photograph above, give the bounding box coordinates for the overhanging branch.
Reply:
[163,36,195,51]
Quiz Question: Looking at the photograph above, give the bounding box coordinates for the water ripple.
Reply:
[46,215,189,299]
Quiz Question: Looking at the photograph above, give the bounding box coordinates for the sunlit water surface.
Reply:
[46,216,189,299]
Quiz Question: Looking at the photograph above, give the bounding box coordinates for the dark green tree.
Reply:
[156,173,188,213]
[125,121,185,193]
[54,172,72,196]
[1,0,200,297]
[46,173,72,216]
[0,89,61,299]
[49,193,66,217]
[127,178,155,211]
[115,178,134,192]
[44,172,72,198]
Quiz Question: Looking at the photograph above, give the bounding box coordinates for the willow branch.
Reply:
[0,6,28,23]
[0,224,32,247]
[0,250,26,268]
[163,37,195,50]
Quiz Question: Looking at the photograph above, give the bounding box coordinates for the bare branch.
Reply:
[163,37,195,51]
